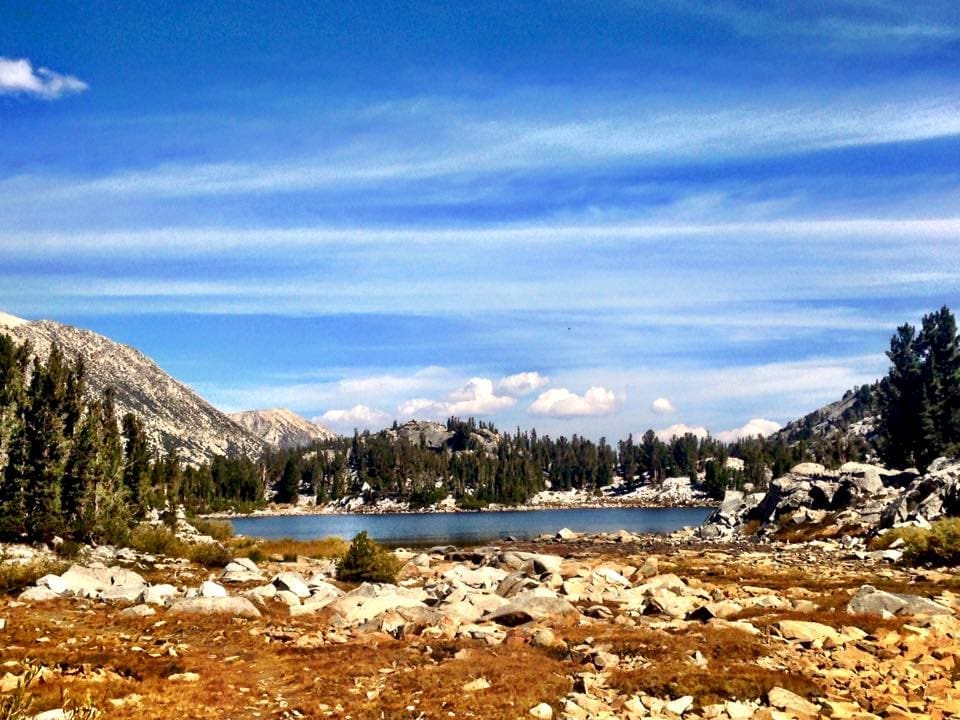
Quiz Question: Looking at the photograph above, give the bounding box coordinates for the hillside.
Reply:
[230,408,337,449]
[0,311,266,465]
[774,384,879,446]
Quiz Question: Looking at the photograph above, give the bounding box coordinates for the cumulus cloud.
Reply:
[528,386,619,418]
[0,57,88,99]
[498,371,550,396]
[655,423,709,441]
[398,377,516,419]
[316,405,389,429]
[651,397,677,415]
[715,418,781,443]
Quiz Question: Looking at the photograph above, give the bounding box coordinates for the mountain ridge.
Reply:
[229,408,337,449]
[0,312,267,465]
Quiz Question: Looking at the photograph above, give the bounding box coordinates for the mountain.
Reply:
[0,311,267,465]
[229,408,337,449]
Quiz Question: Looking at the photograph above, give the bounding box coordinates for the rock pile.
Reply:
[699,458,960,540]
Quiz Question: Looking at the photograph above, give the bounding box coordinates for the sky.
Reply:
[2,1,959,441]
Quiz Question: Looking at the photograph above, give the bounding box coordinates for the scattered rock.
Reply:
[168,597,261,619]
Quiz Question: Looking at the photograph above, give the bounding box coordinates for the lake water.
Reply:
[229,507,714,546]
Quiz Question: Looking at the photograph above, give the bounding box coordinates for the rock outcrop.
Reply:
[699,458,960,540]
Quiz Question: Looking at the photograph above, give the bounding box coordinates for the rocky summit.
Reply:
[229,408,337,449]
[4,527,960,719]
[0,312,266,465]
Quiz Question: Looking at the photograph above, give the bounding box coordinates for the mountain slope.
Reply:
[0,312,266,465]
[229,408,337,449]
[774,384,879,445]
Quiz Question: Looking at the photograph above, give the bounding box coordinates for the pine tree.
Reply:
[122,413,151,517]
[275,457,300,504]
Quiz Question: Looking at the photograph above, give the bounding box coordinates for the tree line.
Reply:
[2,305,957,537]
[0,336,264,543]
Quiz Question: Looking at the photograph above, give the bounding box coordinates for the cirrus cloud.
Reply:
[0,57,88,100]
[528,386,619,418]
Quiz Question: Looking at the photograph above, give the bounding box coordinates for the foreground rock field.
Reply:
[2,530,960,719]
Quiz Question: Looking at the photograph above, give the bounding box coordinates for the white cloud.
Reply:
[0,57,88,99]
[498,371,550,396]
[715,418,781,443]
[316,405,389,429]
[529,386,619,418]
[398,377,516,419]
[651,397,676,415]
[655,423,709,441]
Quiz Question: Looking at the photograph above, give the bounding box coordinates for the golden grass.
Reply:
[234,536,348,562]
[0,559,69,595]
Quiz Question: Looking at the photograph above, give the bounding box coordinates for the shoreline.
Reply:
[205,498,719,520]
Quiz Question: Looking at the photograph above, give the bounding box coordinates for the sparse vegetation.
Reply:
[336,531,400,583]
[875,518,960,567]
[0,558,69,594]
[187,517,233,541]
[235,536,347,562]
[124,523,230,567]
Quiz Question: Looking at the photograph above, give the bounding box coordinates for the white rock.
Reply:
[19,587,60,602]
[273,572,311,598]
[666,695,694,715]
[199,580,227,598]
[529,702,553,718]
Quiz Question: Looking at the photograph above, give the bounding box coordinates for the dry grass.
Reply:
[0,559,69,595]
[560,623,819,707]
[234,536,348,562]
[0,600,571,720]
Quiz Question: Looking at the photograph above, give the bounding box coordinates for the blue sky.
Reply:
[2,1,959,440]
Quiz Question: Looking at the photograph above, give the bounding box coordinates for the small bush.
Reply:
[0,663,100,720]
[128,524,185,557]
[0,559,69,595]
[186,542,231,568]
[337,531,400,583]
[55,540,84,559]
[246,547,265,563]
[878,518,960,566]
[189,517,234,541]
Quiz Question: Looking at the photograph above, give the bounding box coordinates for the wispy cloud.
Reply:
[0,57,87,100]
[4,91,959,200]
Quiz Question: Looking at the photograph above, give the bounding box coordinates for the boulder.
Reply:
[774,620,841,644]
[273,572,311,598]
[19,586,60,602]
[121,604,156,618]
[485,591,579,627]
[141,584,178,605]
[768,686,820,717]
[199,580,227,598]
[847,585,953,617]
[169,597,261,619]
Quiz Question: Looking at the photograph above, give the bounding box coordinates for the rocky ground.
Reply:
[2,528,960,719]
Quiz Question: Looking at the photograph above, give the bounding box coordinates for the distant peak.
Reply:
[0,311,30,329]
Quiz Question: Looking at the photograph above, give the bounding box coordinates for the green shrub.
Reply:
[336,531,400,583]
[246,547,265,564]
[55,540,84,560]
[0,559,69,595]
[127,524,185,557]
[189,517,234,541]
[186,542,231,568]
[878,518,960,566]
